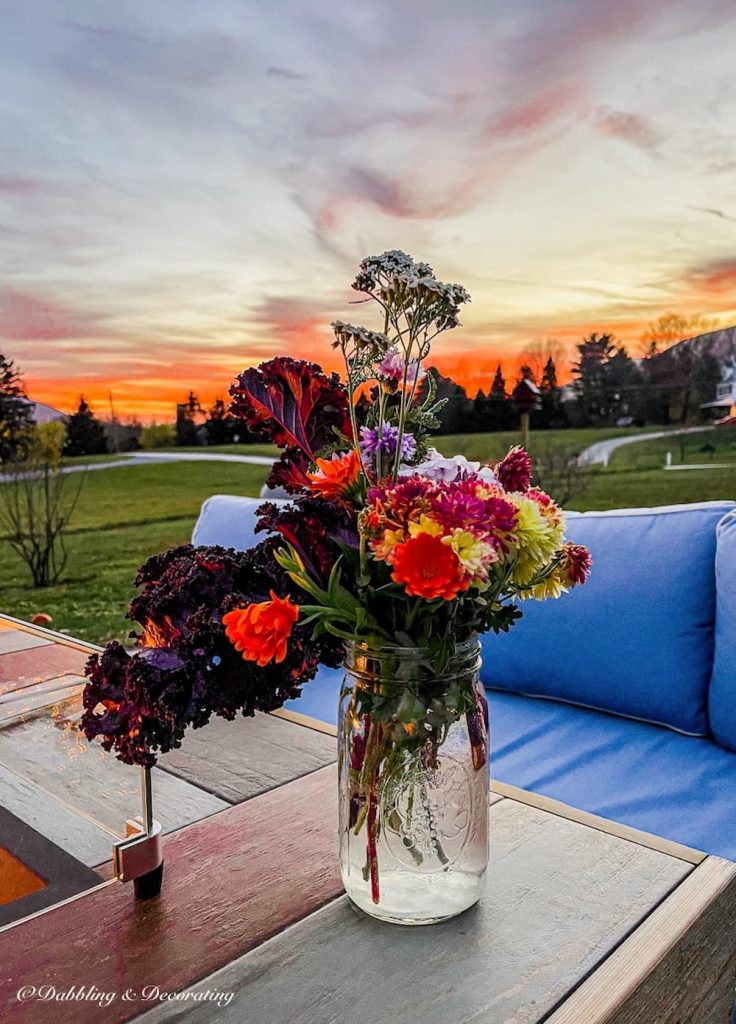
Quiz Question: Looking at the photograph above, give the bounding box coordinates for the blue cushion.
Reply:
[191,495,288,549]
[708,510,736,752]
[482,502,735,737]
[285,666,344,724]
[287,668,736,860]
[490,690,736,860]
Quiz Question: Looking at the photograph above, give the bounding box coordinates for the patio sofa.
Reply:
[193,496,736,860]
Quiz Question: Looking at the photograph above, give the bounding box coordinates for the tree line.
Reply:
[1,313,725,462]
[165,332,722,446]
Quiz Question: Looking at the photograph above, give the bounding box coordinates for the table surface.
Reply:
[1,614,735,1024]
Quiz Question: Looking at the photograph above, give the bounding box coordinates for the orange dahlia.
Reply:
[308,449,361,499]
[391,532,468,601]
[222,591,299,667]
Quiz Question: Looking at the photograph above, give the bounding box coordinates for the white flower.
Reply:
[401,450,498,485]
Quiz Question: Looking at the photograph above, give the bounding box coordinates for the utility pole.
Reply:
[108,391,119,453]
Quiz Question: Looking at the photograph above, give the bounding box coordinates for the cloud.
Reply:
[688,205,736,223]
[247,295,337,360]
[591,107,662,152]
[267,66,307,80]
[0,176,43,195]
[687,258,736,293]
[0,289,103,342]
[3,0,736,419]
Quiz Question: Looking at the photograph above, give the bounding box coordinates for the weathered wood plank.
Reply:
[0,765,341,1024]
[138,799,690,1024]
[0,631,52,656]
[544,856,736,1024]
[158,712,336,802]
[491,779,705,865]
[0,646,87,692]
[0,713,228,839]
[0,763,112,867]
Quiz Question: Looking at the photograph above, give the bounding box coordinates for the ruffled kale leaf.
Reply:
[228,357,351,492]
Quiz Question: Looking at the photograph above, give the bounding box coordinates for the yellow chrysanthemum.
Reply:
[441,529,494,576]
[407,514,443,539]
[518,571,567,601]
[508,495,564,583]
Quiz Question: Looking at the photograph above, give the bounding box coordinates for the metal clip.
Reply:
[112,766,164,899]
[113,816,163,883]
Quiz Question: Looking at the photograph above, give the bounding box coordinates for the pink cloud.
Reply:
[487,85,580,139]
[687,258,736,293]
[591,106,662,151]
[0,288,101,341]
[0,177,43,195]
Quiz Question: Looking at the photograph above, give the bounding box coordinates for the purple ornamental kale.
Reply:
[81,542,343,766]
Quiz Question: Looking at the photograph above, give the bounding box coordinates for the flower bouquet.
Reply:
[82,251,590,924]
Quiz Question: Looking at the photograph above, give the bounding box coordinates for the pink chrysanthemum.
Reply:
[561,542,592,586]
[495,445,533,492]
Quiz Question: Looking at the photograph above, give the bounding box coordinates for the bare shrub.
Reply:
[532,439,598,508]
[0,422,84,587]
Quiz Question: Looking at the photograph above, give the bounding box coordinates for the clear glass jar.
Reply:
[338,637,489,925]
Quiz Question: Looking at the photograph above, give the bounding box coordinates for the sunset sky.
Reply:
[2,0,736,419]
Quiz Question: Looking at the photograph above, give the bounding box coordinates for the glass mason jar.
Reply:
[338,637,489,925]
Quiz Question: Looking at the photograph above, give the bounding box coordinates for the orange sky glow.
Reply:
[3,1,736,421]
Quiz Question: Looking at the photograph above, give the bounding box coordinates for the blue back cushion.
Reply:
[708,510,736,752]
[192,495,288,550]
[482,502,735,737]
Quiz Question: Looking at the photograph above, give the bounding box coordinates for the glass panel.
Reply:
[0,618,144,926]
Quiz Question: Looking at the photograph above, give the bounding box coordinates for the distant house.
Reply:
[21,398,67,424]
[701,365,736,417]
[660,324,736,420]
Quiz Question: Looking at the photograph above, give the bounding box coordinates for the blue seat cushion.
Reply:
[708,510,736,752]
[286,668,736,860]
[482,502,735,737]
[490,690,736,860]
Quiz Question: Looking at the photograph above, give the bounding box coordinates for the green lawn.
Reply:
[2,427,734,646]
[435,426,671,462]
[0,461,268,645]
[575,464,736,510]
[176,443,278,457]
[607,428,736,470]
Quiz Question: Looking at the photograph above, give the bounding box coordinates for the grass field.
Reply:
[0,462,268,645]
[435,426,664,463]
[607,427,736,469]
[1,426,734,645]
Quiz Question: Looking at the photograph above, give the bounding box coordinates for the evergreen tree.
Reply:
[490,364,506,397]
[472,389,490,432]
[540,357,557,392]
[0,352,33,463]
[205,397,234,445]
[417,370,471,434]
[64,397,108,457]
[486,363,514,430]
[176,391,203,446]
[536,356,565,429]
[571,334,617,425]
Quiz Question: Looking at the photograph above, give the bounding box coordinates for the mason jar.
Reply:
[338,637,489,925]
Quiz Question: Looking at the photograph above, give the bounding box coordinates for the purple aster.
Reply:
[360,424,417,461]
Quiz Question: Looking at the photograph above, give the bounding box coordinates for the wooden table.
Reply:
[1,614,735,1024]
